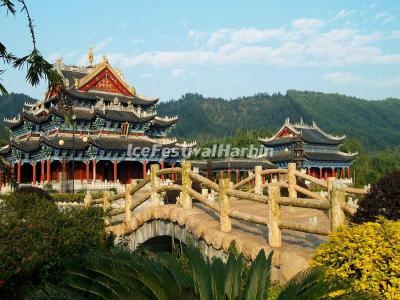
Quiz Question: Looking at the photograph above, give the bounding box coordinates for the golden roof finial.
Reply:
[102,54,108,63]
[88,47,94,66]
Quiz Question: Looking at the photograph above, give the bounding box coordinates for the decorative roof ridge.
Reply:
[310,121,346,141]
[86,89,134,98]
[140,135,177,145]
[4,114,21,124]
[93,97,157,118]
[175,140,197,148]
[76,59,136,96]
[258,117,300,142]
[246,152,275,162]
[24,101,37,108]
[0,145,9,151]
[54,59,91,75]
[154,115,178,121]
[336,150,358,157]
[135,93,160,102]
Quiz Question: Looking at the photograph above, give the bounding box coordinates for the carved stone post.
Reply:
[103,190,111,226]
[84,190,92,207]
[330,188,345,231]
[327,177,334,198]
[288,163,297,198]
[150,164,160,206]
[181,161,192,209]
[125,183,134,225]
[254,165,263,195]
[219,178,231,233]
[268,185,281,248]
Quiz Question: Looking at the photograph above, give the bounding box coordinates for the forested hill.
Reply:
[157,90,400,151]
[0,93,34,145]
[1,91,400,151]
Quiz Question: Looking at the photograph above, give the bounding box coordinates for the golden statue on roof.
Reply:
[88,47,94,66]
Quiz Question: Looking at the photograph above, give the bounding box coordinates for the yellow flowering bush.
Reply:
[313,218,400,299]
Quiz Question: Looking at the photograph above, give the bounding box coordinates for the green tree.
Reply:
[0,190,112,297]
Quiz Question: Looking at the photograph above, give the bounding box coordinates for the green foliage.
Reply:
[15,186,52,201]
[0,191,112,297]
[157,91,400,151]
[352,148,400,187]
[313,219,400,298]
[0,93,32,145]
[352,172,400,223]
[26,246,372,300]
[51,192,85,203]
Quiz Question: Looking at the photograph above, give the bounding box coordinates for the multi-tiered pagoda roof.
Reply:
[0,54,194,187]
[259,118,357,179]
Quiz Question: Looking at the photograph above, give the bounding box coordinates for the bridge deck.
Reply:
[192,198,329,258]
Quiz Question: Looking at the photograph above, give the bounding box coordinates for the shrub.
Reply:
[51,192,85,203]
[15,186,52,201]
[313,218,400,298]
[0,190,113,297]
[352,171,400,223]
[43,183,53,192]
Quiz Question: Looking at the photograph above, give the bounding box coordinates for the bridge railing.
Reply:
[85,161,368,249]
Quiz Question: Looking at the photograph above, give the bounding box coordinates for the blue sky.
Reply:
[1,0,399,101]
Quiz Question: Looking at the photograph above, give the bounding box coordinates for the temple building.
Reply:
[0,51,193,192]
[259,118,357,180]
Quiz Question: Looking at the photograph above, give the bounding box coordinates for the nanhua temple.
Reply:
[259,118,357,179]
[0,51,192,191]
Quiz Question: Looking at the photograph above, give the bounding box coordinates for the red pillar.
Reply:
[348,167,351,179]
[92,159,96,182]
[41,161,45,183]
[32,163,36,183]
[62,160,66,181]
[319,168,322,179]
[17,161,21,184]
[86,161,90,182]
[235,169,239,183]
[227,168,231,181]
[142,161,147,179]
[332,168,336,178]
[113,160,117,182]
[323,168,327,180]
[160,161,165,180]
[46,159,51,182]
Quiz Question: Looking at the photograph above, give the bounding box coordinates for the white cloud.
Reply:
[74,19,400,70]
[388,30,400,39]
[334,9,355,20]
[373,12,396,24]
[291,18,324,31]
[170,68,186,79]
[188,30,206,40]
[94,37,113,52]
[323,72,362,84]
[323,72,400,88]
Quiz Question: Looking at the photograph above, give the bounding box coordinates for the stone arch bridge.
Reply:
[84,162,367,282]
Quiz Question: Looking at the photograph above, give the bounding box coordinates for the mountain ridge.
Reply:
[1,90,399,151]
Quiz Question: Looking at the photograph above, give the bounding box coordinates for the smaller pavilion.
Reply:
[259,118,357,180]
